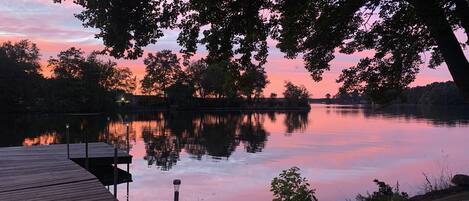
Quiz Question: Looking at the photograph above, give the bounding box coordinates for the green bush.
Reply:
[271,167,318,201]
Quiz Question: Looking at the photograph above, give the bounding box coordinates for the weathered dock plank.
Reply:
[0,142,130,201]
[0,143,132,165]
[0,160,95,193]
[0,179,116,201]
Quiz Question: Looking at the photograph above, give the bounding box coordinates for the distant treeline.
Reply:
[398,81,467,105]
[329,81,467,105]
[0,40,136,113]
[1,40,310,113]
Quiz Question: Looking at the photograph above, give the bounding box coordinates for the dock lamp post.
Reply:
[66,124,70,159]
[173,179,181,201]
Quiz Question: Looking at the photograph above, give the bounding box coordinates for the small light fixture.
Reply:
[173,179,181,192]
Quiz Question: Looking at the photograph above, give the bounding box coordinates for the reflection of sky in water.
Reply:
[111,105,469,201]
[3,104,469,200]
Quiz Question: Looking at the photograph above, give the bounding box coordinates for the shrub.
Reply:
[283,81,310,107]
[271,167,318,201]
[355,179,409,201]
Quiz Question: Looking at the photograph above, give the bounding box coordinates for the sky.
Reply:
[0,0,464,98]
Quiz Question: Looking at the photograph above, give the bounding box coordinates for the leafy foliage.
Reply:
[55,0,469,102]
[54,0,181,59]
[336,56,419,104]
[140,52,269,99]
[199,61,239,98]
[401,81,466,105]
[355,179,409,201]
[49,48,136,93]
[0,40,137,113]
[239,65,269,99]
[283,81,310,106]
[47,47,136,112]
[186,60,209,97]
[271,167,318,201]
[141,50,182,96]
[272,0,469,102]
[0,40,43,112]
[178,0,270,66]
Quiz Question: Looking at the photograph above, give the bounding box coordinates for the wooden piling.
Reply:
[113,147,118,198]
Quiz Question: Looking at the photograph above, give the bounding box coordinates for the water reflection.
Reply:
[2,105,469,151]
[284,111,309,134]
[2,105,469,200]
[0,111,307,169]
[327,105,469,126]
[140,112,270,170]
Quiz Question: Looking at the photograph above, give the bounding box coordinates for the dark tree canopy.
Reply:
[177,0,270,66]
[48,47,137,94]
[0,40,138,112]
[141,50,182,96]
[47,47,136,111]
[272,0,469,102]
[283,81,311,106]
[0,40,43,112]
[55,0,469,102]
[53,0,181,59]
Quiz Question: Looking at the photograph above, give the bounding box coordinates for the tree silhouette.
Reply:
[272,0,469,102]
[284,112,309,134]
[48,47,136,112]
[283,81,311,107]
[56,0,469,102]
[186,60,209,97]
[53,0,181,59]
[271,167,318,201]
[141,50,182,96]
[0,40,43,112]
[49,48,136,92]
[238,65,269,100]
[199,61,239,98]
[238,113,269,153]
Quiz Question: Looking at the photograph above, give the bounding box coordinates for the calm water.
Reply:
[2,104,469,200]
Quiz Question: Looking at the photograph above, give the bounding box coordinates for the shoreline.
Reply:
[0,106,311,116]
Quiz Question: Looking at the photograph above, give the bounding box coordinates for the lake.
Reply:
[1,104,469,200]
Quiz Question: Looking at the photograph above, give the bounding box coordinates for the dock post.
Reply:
[85,132,89,170]
[114,147,118,198]
[66,124,70,159]
[126,123,130,170]
[126,123,130,154]
[126,123,130,201]
[173,179,181,201]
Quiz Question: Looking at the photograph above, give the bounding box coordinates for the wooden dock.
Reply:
[0,143,132,201]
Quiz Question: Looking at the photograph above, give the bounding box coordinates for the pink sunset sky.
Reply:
[0,0,465,97]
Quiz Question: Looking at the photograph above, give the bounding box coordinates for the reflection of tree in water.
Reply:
[238,113,268,153]
[0,114,111,147]
[141,114,182,171]
[284,112,309,134]
[2,110,312,171]
[139,112,270,170]
[201,121,239,158]
[101,121,136,152]
[143,133,181,171]
[267,112,277,122]
[22,132,60,146]
[329,105,469,127]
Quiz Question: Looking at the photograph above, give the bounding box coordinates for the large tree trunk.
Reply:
[411,0,469,100]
